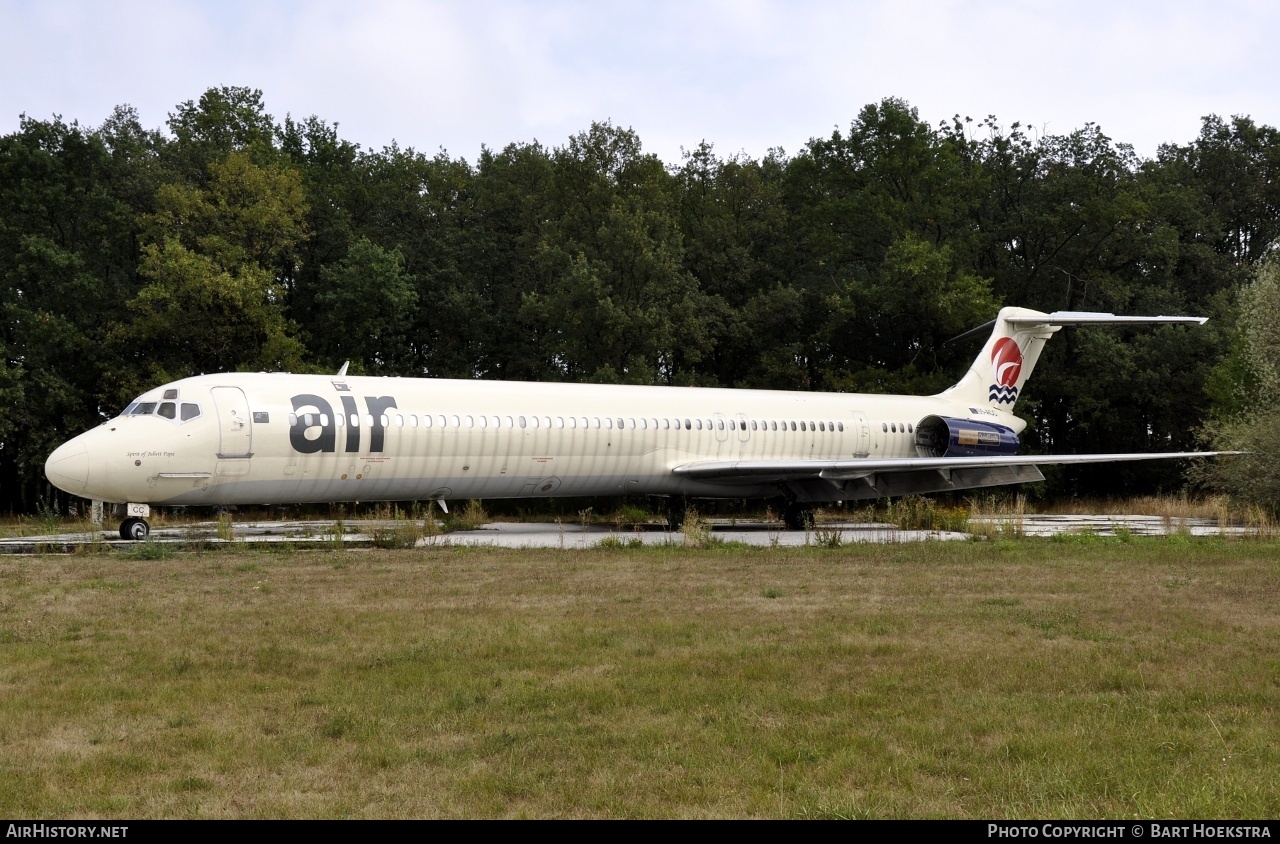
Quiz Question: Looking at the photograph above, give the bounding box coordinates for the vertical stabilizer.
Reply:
[939,307,1208,410]
[940,307,1059,410]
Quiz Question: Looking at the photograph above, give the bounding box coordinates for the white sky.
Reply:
[3,0,1278,165]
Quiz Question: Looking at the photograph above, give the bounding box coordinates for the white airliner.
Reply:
[45,307,1225,539]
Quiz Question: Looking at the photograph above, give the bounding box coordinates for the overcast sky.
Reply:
[3,0,1278,164]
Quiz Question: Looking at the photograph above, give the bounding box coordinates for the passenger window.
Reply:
[751,421,757,431]
[882,423,888,432]
[695,419,702,430]
[593,417,601,429]
[838,422,844,432]
[628,418,635,429]
[544,417,552,429]
[531,416,540,429]
[556,417,564,428]
[478,416,486,428]
[157,402,176,420]
[569,417,577,429]
[423,415,432,428]
[336,414,344,427]
[288,413,298,426]
[519,416,527,428]
[366,414,375,427]
[410,415,418,428]
[908,423,914,433]
[321,414,330,426]
[684,419,691,430]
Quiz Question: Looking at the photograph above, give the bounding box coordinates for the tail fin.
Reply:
[940,307,1208,410]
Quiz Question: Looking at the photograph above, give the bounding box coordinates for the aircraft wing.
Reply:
[672,452,1230,483]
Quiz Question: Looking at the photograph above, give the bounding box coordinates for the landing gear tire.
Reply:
[662,496,688,530]
[120,517,150,541]
[782,504,815,531]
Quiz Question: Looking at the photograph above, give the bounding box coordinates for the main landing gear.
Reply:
[117,503,152,541]
[781,503,816,531]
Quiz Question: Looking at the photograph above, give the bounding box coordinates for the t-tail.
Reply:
[940,307,1208,410]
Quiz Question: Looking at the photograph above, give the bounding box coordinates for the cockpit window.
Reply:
[157,402,176,420]
[131,402,157,415]
[181,403,201,421]
[121,402,138,416]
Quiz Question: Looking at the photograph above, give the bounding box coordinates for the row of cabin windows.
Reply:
[883,422,914,434]
[288,412,850,434]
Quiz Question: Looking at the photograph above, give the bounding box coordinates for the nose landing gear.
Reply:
[119,517,150,541]
[116,503,152,541]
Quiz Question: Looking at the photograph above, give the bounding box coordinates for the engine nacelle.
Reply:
[914,415,1019,458]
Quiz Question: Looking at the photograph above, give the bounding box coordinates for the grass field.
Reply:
[2,537,1278,818]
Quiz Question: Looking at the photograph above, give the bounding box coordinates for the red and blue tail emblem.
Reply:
[989,337,1022,404]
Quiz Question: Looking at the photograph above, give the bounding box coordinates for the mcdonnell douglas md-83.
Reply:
[45,307,1228,539]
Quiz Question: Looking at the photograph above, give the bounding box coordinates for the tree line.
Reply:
[3,87,1277,513]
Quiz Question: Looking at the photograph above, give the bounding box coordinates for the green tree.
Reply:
[110,150,308,394]
[0,110,159,510]
[1203,257,1280,508]
[521,123,714,384]
[314,238,417,373]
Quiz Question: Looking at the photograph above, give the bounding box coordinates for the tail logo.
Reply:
[989,337,1022,404]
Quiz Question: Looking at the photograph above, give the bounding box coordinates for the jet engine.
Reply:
[914,415,1019,458]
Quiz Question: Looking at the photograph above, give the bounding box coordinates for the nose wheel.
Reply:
[120,517,150,541]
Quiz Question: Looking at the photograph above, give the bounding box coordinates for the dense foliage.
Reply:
[3,88,1277,512]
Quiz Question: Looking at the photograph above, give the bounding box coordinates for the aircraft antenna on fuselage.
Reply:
[336,361,349,377]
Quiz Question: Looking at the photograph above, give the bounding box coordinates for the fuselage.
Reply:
[44,372,1017,507]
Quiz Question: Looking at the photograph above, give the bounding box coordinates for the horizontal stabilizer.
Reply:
[1002,312,1208,327]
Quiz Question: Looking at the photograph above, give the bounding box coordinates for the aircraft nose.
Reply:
[46,440,89,494]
